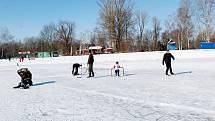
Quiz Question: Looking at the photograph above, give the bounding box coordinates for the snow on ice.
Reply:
[0,49,215,121]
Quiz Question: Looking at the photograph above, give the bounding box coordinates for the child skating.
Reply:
[112,61,121,76]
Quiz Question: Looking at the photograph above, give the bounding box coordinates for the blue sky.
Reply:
[0,0,180,40]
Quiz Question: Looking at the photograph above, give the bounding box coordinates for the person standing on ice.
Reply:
[112,61,121,76]
[162,50,175,75]
[87,50,94,77]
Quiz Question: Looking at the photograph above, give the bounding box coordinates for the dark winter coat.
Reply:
[17,68,32,80]
[17,68,33,86]
[73,63,82,68]
[162,52,175,65]
[87,53,94,64]
[72,63,82,75]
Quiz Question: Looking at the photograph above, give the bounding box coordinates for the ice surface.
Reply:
[0,49,215,121]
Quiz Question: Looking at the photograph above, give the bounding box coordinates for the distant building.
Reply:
[35,51,59,58]
[120,42,130,52]
[104,47,113,54]
[18,51,31,58]
[75,46,113,55]
[76,49,88,55]
[167,40,177,50]
[89,46,103,54]
[199,41,215,49]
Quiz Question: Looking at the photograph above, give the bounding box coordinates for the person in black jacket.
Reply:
[72,63,82,76]
[162,50,175,75]
[14,68,33,89]
[87,50,94,77]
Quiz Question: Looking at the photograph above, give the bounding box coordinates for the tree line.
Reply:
[1,0,215,58]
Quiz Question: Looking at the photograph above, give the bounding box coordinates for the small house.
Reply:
[167,40,177,50]
[199,42,215,49]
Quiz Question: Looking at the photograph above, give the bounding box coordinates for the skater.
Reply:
[87,50,94,78]
[8,55,11,61]
[112,61,121,76]
[72,63,82,76]
[19,56,24,62]
[162,50,175,75]
[13,68,33,89]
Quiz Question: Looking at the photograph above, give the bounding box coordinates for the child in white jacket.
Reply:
[113,61,121,76]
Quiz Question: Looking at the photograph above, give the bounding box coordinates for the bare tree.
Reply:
[136,10,148,51]
[23,37,38,53]
[194,31,208,48]
[98,0,135,52]
[98,0,115,49]
[196,0,215,42]
[40,23,56,52]
[144,30,152,51]
[151,17,161,51]
[176,0,194,50]
[165,15,178,34]
[0,27,14,42]
[163,15,177,50]
[93,27,107,48]
[161,31,170,50]
[56,21,75,56]
[0,27,14,58]
[89,32,97,46]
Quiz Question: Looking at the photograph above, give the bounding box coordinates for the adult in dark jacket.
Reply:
[14,68,33,89]
[87,51,94,77]
[162,50,175,75]
[72,63,82,75]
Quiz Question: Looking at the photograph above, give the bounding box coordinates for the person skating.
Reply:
[112,61,121,76]
[19,56,24,62]
[87,50,94,78]
[13,68,33,89]
[162,50,175,75]
[8,55,11,61]
[72,63,82,76]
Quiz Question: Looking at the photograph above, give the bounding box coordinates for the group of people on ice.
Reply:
[72,49,175,77]
[71,50,95,78]
[14,49,175,89]
[72,50,123,78]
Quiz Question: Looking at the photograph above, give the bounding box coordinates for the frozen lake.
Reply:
[0,49,215,121]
